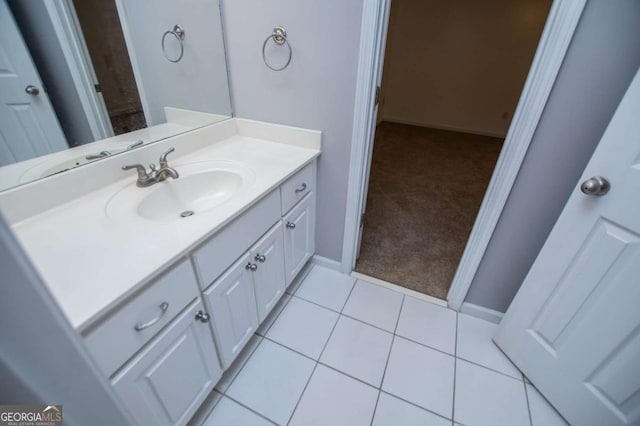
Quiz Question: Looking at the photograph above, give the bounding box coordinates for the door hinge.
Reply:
[360,213,365,227]
[374,86,381,106]
[94,83,102,93]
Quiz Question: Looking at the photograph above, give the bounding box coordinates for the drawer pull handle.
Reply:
[195,310,210,323]
[255,254,266,263]
[246,262,258,271]
[286,221,296,229]
[295,183,307,193]
[134,302,169,331]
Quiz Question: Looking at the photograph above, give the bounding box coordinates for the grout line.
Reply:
[340,278,358,313]
[286,362,318,426]
[221,394,279,426]
[369,296,406,426]
[392,295,405,334]
[455,356,524,382]
[285,313,343,426]
[317,312,342,361]
[378,390,454,423]
[263,336,318,363]
[292,293,342,314]
[524,381,534,426]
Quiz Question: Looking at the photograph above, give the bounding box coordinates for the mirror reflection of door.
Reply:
[72,0,146,136]
[0,0,68,166]
[7,0,146,152]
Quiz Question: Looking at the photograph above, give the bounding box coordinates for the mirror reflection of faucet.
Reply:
[122,147,179,187]
[126,140,144,150]
[85,141,144,161]
[85,151,112,161]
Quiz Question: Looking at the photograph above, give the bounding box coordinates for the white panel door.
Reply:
[250,222,286,323]
[0,0,67,166]
[495,69,640,426]
[203,252,259,368]
[112,299,222,426]
[283,193,315,285]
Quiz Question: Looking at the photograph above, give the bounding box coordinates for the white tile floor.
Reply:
[200,265,567,426]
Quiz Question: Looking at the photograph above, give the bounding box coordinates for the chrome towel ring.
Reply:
[262,26,292,71]
[162,24,185,63]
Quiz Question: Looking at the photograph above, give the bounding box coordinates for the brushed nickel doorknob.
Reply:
[25,85,40,95]
[580,176,610,196]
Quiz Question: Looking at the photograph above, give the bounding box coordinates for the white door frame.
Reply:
[341,0,588,310]
[43,0,114,141]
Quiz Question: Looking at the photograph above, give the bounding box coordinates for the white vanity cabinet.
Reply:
[203,252,260,368]
[111,299,222,426]
[83,160,316,425]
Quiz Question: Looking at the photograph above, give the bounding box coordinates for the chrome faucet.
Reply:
[122,147,179,187]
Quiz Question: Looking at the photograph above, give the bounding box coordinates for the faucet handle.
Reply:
[159,147,175,167]
[122,163,149,180]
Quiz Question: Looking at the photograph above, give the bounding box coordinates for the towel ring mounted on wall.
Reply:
[162,24,186,63]
[262,26,292,71]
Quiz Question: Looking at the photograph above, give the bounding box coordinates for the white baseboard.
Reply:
[351,271,448,308]
[310,254,341,272]
[382,116,507,139]
[460,302,504,324]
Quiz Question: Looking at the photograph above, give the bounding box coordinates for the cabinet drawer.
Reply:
[192,189,280,288]
[84,259,199,378]
[280,162,314,214]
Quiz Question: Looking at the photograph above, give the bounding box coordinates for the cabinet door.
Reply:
[111,299,222,426]
[203,253,259,368]
[283,192,315,285]
[250,222,286,322]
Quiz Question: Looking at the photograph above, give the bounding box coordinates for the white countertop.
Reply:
[4,119,320,330]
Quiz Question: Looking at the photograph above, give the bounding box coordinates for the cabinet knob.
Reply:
[286,221,296,229]
[245,262,258,271]
[195,310,210,323]
[254,253,266,263]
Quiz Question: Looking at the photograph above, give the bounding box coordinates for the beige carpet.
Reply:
[355,122,503,299]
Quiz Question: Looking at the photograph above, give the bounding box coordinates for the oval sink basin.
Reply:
[138,170,242,220]
[105,161,254,221]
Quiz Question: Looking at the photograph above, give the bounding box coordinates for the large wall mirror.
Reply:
[0,0,232,192]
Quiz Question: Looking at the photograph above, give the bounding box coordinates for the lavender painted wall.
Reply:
[220,0,364,261]
[465,0,640,312]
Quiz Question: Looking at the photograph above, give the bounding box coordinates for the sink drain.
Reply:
[180,210,195,218]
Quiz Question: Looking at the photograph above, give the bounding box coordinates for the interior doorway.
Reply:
[354,0,553,299]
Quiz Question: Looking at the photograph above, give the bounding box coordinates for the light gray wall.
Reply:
[465,0,640,312]
[220,0,364,261]
[8,0,95,147]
